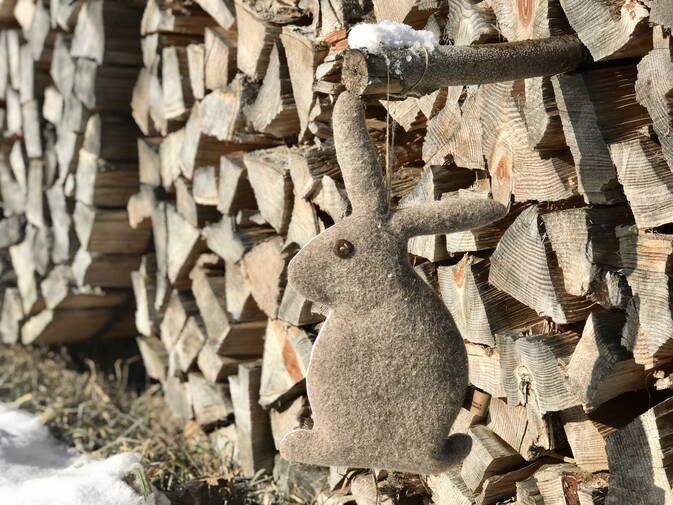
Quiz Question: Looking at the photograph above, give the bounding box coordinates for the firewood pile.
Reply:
[0,0,147,345]
[1,0,673,503]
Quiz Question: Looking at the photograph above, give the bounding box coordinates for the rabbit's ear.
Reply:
[390,197,507,239]
[333,91,388,217]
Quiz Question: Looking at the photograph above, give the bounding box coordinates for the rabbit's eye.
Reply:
[334,239,354,259]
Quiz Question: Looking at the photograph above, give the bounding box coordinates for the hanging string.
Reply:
[383,53,395,210]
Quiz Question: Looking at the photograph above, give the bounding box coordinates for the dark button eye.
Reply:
[334,239,354,258]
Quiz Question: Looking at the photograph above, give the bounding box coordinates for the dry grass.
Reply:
[0,343,288,504]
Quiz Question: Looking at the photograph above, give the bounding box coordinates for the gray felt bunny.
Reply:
[279,91,507,474]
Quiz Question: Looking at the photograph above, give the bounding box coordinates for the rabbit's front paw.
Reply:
[279,429,325,465]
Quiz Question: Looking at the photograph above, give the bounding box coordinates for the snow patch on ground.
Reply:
[0,403,152,505]
[348,21,438,54]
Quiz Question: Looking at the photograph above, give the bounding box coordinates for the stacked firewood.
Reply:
[0,0,149,346]
[125,0,673,503]
[2,0,673,503]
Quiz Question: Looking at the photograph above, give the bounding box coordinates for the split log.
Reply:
[0,288,23,344]
[189,253,228,339]
[522,76,567,153]
[285,196,321,250]
[428,468,477,505]
[489,205,597,323]
[341,35,588,97]
[490,0,571,42]
[479,81,577,205]
[259,319,312,408]
[445,0,498,46]
[350,473,394,505]
[228,362,276,477]
[605,396,673,504]
[224,259,265,322]
[73,204,151,255]
[204,25,236,90]
[560,406,608,472]
[241,236,289,319]
[174,315,207,373]
[164,376,193,420]
[438,255,542,347]
[141,0,216,36]
[136,335,168,382]
[461,424,525,493]
[192,165,219,206]
[197,341,254,383]
[311,175,349,223]
[9,226,38,314]
[288,140,340,200]
[567,310,647,412]
[159,290,199,351]
[42,85,63,125]
[477,459,554,505]
[551,73,623,204]
[218,156,257,215]
[82,113,140,162]
[202,215,275,264]
[175,177,219,228]
[541,206,632,300]
[611,135,673,229]
[486,396,565,461]
[234,0,281,81]
[497,330,580,414]
[46,183,75,264]
[280,26,327,136]
[466,342,507,399]
[559,0,651,60]
[187,372,233,426]
[160,128,185,189]
[248,43,299,138]
[635,40,673,169]
[131,67,154,136]
[244,147,293,235]
[533,463,608,505]
[162,45,194,123]
[166,204,207,284]
[373,0,445,28]
[618,226,673,366]
[187,43,205,102]
[208,318,267,358]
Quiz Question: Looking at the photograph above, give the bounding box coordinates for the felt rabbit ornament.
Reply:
[279,91,507,475]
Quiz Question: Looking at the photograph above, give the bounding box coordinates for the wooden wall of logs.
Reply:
[1,0,673,503]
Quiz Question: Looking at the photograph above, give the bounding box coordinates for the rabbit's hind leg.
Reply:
[279,428,336,467]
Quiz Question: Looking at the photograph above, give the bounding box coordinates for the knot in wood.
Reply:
[334,239,354,259]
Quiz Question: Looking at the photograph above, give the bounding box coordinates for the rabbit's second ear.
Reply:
[390,198,507,238]
[333,91,388,217]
